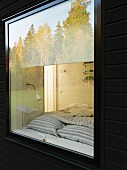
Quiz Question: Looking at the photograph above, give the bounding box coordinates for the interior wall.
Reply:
[57,62,94,110]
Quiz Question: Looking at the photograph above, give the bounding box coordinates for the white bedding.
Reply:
[46,112,94,128]
[45,103,94,128]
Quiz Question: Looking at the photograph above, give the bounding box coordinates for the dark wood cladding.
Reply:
[106,5,127,24]
[105,80,127,93]
[0,0,127,169]
[106,0,127,10]
[105,106,127,122]
[0,138,88,170]
[105,93,127,108]
[0,0,21,11]
[105,120,127,137]
[105,65,127,78]
[0,73,5,81]
[0,0,43,19]
[105,20,127,38]
[105,160,127,170]
[105,133,127,151]
[105,50,127,65]
[105,147,127,167]
[105,36,127,52]
[0,25,4,34]
[105,0,127,169]
[0,33,4,41]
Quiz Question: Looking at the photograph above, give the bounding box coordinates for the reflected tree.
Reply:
[62,0,93,63]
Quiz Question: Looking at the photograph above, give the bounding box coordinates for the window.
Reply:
[5,0,101,163]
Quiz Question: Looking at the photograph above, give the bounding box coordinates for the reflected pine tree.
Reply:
[62,0,93,63]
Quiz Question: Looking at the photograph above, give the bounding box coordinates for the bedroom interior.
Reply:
[11,61,94,157]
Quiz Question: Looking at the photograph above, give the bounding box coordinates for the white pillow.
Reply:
[27,115,65,136]
[57,125,94,146]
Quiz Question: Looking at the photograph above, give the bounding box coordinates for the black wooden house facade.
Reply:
[0,0,127,170]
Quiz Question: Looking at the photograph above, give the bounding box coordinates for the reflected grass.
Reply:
[10,88,43,130]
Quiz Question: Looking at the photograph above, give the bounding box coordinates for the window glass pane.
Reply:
[9,0,94,157]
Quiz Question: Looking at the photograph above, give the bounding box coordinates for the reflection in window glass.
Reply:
[9,0,94,157]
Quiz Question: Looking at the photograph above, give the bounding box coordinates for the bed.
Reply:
[14,103,94,156]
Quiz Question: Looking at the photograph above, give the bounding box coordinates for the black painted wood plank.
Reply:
[0,150,41,170]
[0,165,7,170]
[0,20,2,26]
[105,93,127,108]
[105,133,127,152]
[0,0,20,10]
[105,50,127,65]
[2,142,49,170]
[105,120,127,137]
[0,33,4,41]
[0,145,43,170]
[105,106,127,122]
[0,0,44,19]
[0,57,5,65]
[106,20,127,38]
[106,0,127,10]
[0,97,5,107]
[0,119,6,127]
[1,138,89,170]
[106,35,127,52]
[0,73,5,81]
[0,155,23,170]
[0,90,5,96]
[105,65,127,79]
[0,41,4,49]
[0,81,5,89]
[0,111,6,119]
[0,105,6,112]
[105,80,127,93]
[0,127,6,137]
[0,24,4,34]
[0,49,5,56]
[0,65,6,71]
[105,160,127,170]
[105,147,127,167]
[106,5,127,24]
[1,139,55,169]
[0,65,5,73]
